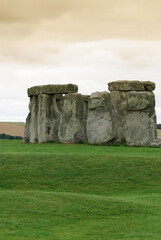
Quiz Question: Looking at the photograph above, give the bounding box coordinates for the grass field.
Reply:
[0,122,25,137]
[158,129,161,137]
[0,140,161,239]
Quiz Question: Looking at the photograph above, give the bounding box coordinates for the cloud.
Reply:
[0,39,161,122]
[0,0,71,22]
[0,1,161,122]
[0,0,161,64]
[0,0,161,41]
[113,40,161,69]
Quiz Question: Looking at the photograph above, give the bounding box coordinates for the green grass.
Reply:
[0,140,161,239]
[0,122,25,126]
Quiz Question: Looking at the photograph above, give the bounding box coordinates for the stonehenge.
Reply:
[24,80,159,146]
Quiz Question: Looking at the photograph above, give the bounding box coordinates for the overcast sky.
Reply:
[0,0,161,122]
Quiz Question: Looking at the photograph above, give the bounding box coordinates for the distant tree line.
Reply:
[0,133,23,140]
[157,124,161,129]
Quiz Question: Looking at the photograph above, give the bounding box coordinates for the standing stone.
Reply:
[81,95,90,142]
[24,84,78,143]
[24,81,158,147]
[24,96,38,143]
[110,91,127,142]
[37,94,62,143]
[125,111,150,146]
[87,92,117,145]
[108,80,157,146]
[24,113,30,143]
[125,91,157,146]
[58,93,88,143]
[149,112,157,143]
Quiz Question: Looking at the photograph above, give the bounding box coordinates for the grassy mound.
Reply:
[0,140,161,239]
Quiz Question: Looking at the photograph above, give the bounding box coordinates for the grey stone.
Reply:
[150,139,161,148]
[149,112,157,142]
[144,81,156,91]
[58,93,88,143]
[126,91,155,113]
[24,94,62,143]
[28,84,78,97]
[110,91,127,141]
[23,113,31,143]
[87,92,117,145]
[108,80,155,92]
[125,111,150,146]
[82,95,90,141]
[24,96,38,143]
[110,89,156,144]
[37,94,62,143]
[24,80,157,147]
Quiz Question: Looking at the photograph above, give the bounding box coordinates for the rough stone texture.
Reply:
[24,80,158,147]
[110,91,127,142]
[82,95,90,141]
[125,112,150,146]
[108,80,155,92]
[150,139,161,147]
[28,84,78,97]
[149,113,157,142]
[58,93,89,143]
[24,96,38,143]
[37,94,62,143]
[24,94,62,143]
[126,91,155,112]
[24,114,30,143]
[87,92,117,145]
[110,87,157,146]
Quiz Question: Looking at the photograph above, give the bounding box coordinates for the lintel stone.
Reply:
[28,84,78,97]
[108,80,155,92]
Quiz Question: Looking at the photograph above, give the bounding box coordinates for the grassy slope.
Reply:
[0,140,161,239]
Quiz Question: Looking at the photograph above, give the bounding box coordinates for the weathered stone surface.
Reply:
[24,94,62,143]
[126,91,155,113]
[87,92,117,145]
[125,112,150,146]
[110,89,157,145]
[150,139,161,147]
[108,80,155,92]
[28,84,78,97]
[24,81,157,147]
[37,94,62,143]
[24,96,38,143]
[58,93,88,143]
[23,114,30,143]
[144,81,156,91]
[82,95,90,141]
[110,91,127,141]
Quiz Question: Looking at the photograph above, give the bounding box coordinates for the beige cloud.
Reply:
[0,0,161,65]
[0,0,161,41]
[1,0,161,122]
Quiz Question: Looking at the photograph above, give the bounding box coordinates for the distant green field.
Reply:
[0,122,25,126]
[0,140,161,239]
